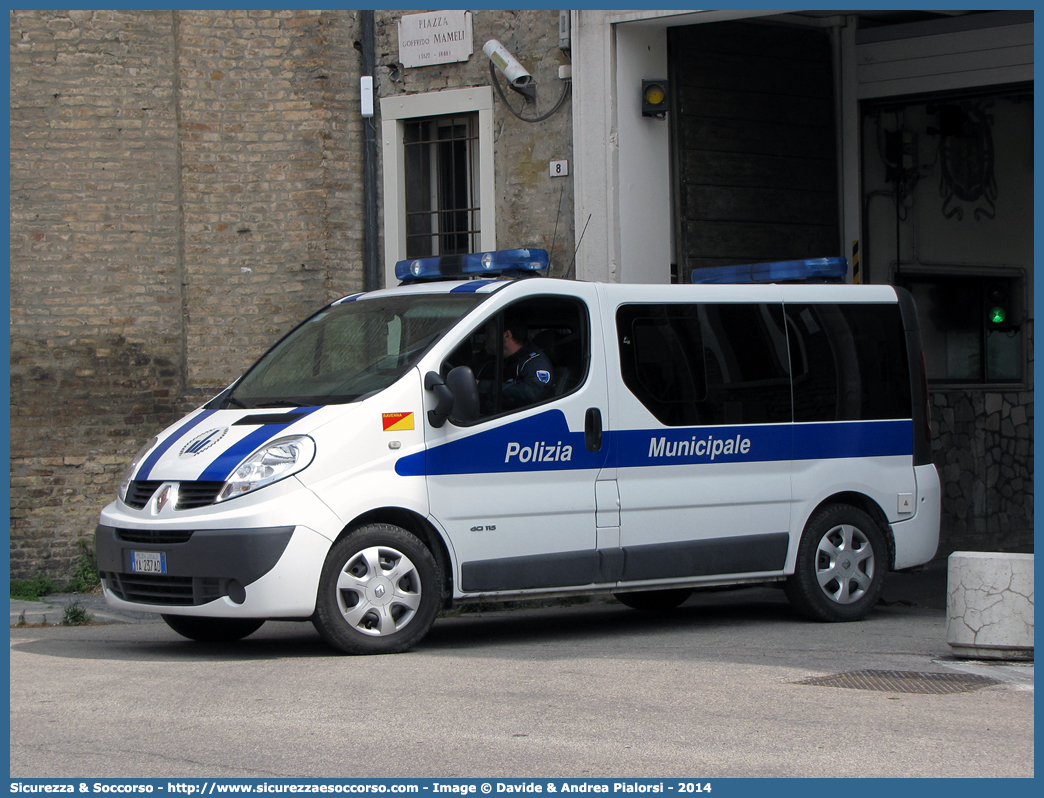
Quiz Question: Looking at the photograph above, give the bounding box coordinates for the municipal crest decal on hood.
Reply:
[179,427,229,458]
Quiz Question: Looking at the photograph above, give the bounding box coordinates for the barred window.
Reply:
[404,114,480,258]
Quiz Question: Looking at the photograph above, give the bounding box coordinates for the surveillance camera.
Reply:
[483,39,532,88]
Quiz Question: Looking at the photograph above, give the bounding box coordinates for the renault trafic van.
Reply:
[96,250,940,654]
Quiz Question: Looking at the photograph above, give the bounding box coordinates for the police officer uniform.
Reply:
[501,346,554,409]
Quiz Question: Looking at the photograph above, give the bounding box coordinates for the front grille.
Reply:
[177,481,225,510]
[105,572,223,606]
[115,527,194,545]
[123,480,225,511]
[125,481,162,510]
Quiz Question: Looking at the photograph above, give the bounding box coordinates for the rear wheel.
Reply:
[613,588,692,611]
[162,615,265,643]
[312,523,441,655]
[785,504,887,622]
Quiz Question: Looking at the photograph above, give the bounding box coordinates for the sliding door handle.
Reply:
[585,408,603,452]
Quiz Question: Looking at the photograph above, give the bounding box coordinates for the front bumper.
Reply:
[95,523,333,618]
[97,524,293,603]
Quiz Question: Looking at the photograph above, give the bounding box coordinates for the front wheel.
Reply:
[162,615,265,643]
[785,504,888,622]
[312,524,441,655]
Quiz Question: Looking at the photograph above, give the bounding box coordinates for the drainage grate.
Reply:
[798,669,1001,695]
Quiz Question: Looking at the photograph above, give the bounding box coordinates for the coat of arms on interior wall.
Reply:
[939,101,998,222]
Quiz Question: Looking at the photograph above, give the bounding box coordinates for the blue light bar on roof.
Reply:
[395,249,550,283]
[691,257,849,285]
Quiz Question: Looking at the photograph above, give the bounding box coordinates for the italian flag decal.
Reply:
[382,412,415,432]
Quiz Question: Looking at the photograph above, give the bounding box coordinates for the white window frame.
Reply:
[381,87,496,287]
[404,114,481,258]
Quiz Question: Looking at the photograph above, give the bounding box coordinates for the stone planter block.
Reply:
[947,552,1033,660]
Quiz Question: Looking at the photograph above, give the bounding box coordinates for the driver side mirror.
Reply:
[424,366,480,428]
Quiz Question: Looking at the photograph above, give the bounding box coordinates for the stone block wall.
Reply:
[932,388,1035,553]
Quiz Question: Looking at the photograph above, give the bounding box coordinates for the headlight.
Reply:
[118,437,158,503]
[216,435,316,503]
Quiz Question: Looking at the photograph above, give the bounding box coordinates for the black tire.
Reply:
[613,588,692,611]
[312,523,441,655]
[162,615,265,643]
[785,504,888,622]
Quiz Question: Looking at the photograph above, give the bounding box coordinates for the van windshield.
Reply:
[227,293,487,408]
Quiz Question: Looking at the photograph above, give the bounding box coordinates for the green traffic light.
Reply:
[989,306,1007,324]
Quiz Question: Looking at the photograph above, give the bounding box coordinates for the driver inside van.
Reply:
[478,315,555,412]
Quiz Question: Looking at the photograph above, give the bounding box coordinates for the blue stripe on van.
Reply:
[138,410,217,480]
[396,412,913,476]
[196,406,322,482]
[613,424,791,467]
[450,280,497,293]
[794,419,913,460]
[613,419,913,467]
[395,410,602,477]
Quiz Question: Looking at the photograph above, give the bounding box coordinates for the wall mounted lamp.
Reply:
[642,79,669,119]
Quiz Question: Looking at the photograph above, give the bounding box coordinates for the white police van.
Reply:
[96,250,940,654]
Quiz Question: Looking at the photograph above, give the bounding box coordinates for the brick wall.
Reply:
[175,10,363,389]
[11,10,184,577]
[9,9,575,579]
[9,10,368,578]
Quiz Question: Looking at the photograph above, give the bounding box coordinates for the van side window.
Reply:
[617,303,790,426]
[787,303,912,421]
[444,296,589,420]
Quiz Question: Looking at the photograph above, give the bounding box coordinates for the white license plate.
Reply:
[131,551,167,574]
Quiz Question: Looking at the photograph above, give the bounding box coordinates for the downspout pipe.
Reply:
[361,10,380,290]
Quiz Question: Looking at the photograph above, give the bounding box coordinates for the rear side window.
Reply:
[787,303,911,421]
[617,303,791,426]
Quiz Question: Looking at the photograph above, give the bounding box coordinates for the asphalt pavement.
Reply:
[10,555,1033,698]
[13,555,1033,694]
[9,555,1034,778]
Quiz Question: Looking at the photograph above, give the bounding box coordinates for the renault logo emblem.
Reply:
[374,584,386,598]
[154,483,178,514]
